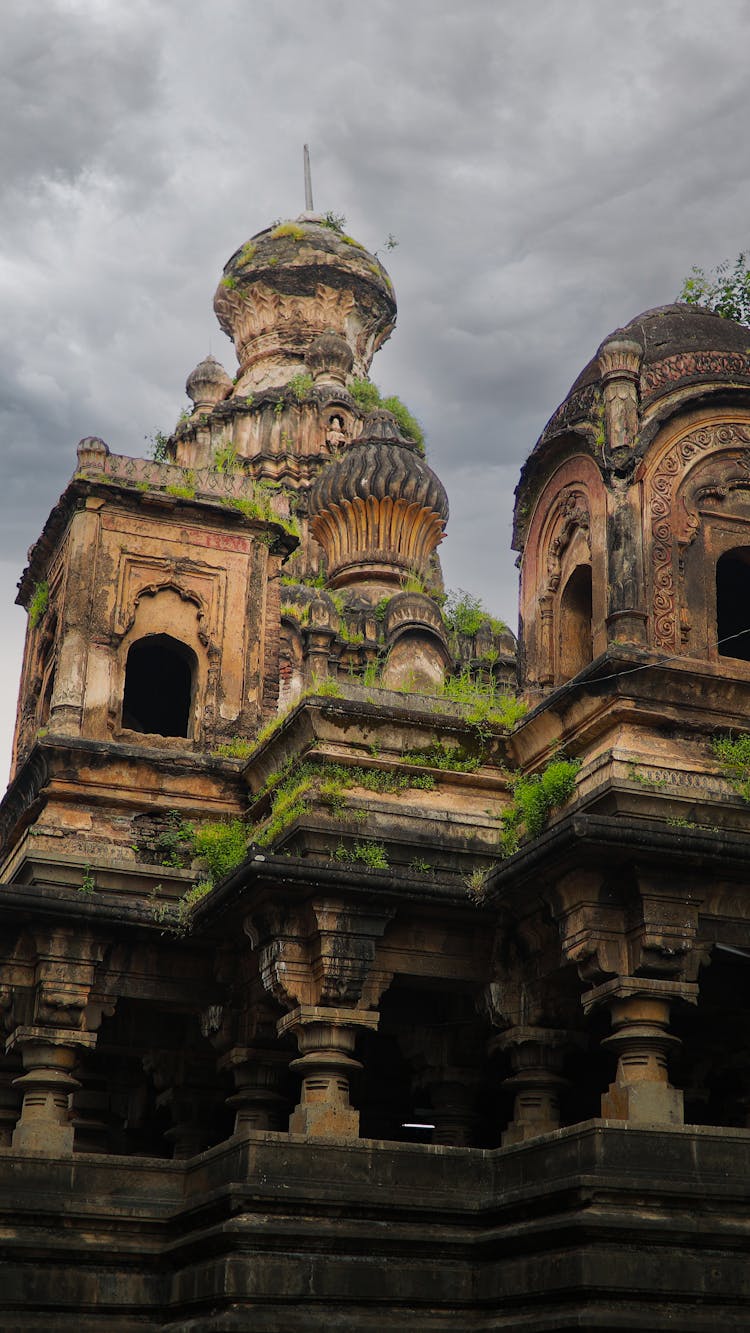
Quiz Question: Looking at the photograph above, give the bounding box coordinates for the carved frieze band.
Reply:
[649,423,750,649]
[643,350,750,398]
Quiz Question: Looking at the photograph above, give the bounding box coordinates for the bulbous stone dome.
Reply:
[185,354,232,410]
[538,303,750,452]
[213,216,396,393]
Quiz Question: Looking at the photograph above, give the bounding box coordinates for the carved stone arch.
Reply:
[544,487,592,595]
[114,586,210,742]
[520,455,605,688]
[643,413,750,652]
[122,580,209,647]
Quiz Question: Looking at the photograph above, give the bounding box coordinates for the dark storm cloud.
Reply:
[1,0,750,766]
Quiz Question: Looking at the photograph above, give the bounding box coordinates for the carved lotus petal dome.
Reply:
[308,422,448,589]
[309,434,448,521]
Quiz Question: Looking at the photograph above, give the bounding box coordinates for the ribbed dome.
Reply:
[308,411,448,590]
[309,439,448,521]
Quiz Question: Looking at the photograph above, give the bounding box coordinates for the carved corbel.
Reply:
[245,897,394,1140]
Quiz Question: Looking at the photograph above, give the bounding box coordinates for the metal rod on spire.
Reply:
[303,144,314,212]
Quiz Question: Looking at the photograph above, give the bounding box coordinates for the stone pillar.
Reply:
[49,497,104,737]
[598,335,648,648]
[426,1071,480,1147]
[0,1054,22,1147]
[303,602,337,685]
[278,1005,379,1139]
[493,1026,581,1146]
[7,1027,95,1153]
[584,977,698,1125]
[220,1045,289,1134]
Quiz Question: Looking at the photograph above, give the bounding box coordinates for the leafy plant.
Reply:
[712,733,750,800]
[214,441,239,474]
[175,880,213,935]
[213,737,255,759]
[348,378,382,411]
[464,866,487,896]
[288,371,314,401]
[153,811,194,868]
[443,589,505,638]
[28,581,49,629]
[441,670,527,735]
[146,431,170,463]
[680,253,750,326]
[221,275,237,290]
[322,211,346,233]
[166,484,196,500]
[347,379,425,453]
[238,242,256,266]
[401,741,482,773]
[381,395,424,452]
[192,819,250,883]
[499,758,581,855]
[79,864,96,895]
[332,840,389,869]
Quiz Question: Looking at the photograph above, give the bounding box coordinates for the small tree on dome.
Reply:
[679,252,750,327]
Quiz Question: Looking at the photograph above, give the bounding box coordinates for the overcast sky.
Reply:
[2,0,749,778]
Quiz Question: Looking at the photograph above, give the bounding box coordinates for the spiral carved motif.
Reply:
[649,423,750,648]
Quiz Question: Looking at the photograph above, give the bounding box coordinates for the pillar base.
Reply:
[602,1079,684,1125]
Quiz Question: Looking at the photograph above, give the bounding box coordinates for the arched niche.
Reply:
[519,454,606,688]
[716,548,750,663]
[122,635,196,737]
[559,564,593,681]
[117,587,207,742]
[643,411,750,662]
[381,629,448,693]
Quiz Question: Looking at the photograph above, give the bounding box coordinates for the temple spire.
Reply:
[303,144,314,211]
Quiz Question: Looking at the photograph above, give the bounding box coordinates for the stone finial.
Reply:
[597,336,642,384]
[185,355,232,413]
[305,330,354,385]
[76,437,110,469]
[597,336,643,456]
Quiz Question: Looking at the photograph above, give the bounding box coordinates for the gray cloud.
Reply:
[2,0,750,768]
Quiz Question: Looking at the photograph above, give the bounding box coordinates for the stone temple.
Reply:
[2,212,750,1329]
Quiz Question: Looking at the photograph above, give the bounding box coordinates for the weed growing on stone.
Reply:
[332,840,389,869]
[28,581,49,629]
[499,758,581,855]
[712,733,750,801]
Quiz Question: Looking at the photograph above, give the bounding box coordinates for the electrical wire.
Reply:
[591,625,750,684]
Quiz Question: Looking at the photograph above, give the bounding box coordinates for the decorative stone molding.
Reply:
[648,422,750,648]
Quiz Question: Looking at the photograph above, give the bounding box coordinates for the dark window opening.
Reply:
[558,564,593,682]
[717,549,750,662]
[122,635,195,738]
